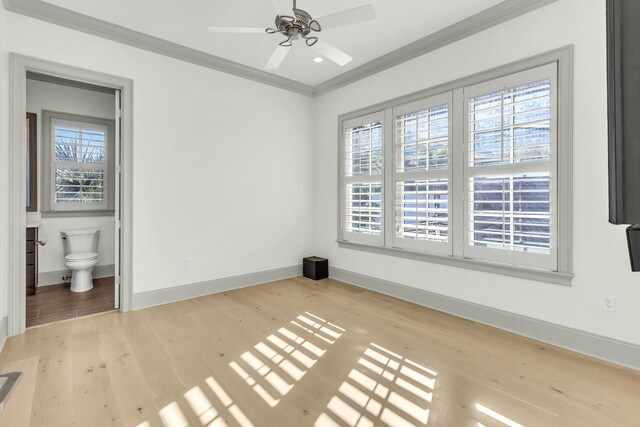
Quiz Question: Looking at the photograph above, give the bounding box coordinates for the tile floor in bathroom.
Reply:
[26,276,115,328]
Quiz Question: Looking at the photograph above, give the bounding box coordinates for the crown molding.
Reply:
[3,0,558,97]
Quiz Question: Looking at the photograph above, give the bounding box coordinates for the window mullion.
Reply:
[384,107,394,247]
[53,161,107,172]
[452,88,465,258]
[344,175,381,185]
[395,170,449,181]
[467,161,551,177]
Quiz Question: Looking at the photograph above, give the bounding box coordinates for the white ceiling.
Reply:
[42,0,506,86]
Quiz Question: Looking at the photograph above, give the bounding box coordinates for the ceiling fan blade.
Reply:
[311,40,353,66]
[208,26,265,34]
[264,45,290,70]
[269,0,295,17]
[316,4,376,30]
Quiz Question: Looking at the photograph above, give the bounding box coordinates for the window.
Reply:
[338,54,571,281]
[464,64,557,270]
[342,112,385,245]
[392,93,452,254]
[51,119,108,209]
[42,111,115,213]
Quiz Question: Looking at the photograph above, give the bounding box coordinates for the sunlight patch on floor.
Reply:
[230,312,345,407]
[315,343,436,427]
[142,375,253,427]
[159,402,190,427]
[476,403,525,427]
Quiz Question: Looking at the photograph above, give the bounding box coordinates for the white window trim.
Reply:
[337,47,574,286]
[41,110,116,214]
[50,118,109,211]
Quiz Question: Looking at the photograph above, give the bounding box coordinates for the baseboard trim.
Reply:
[330,267,640,372]
[38,264,115,287]
[131,265,303,310]
[0,316,8,353]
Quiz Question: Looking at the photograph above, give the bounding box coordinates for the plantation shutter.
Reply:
[463,63,558,270]
[392,92,453,253]
[342,111,385,245]
[51,118,109,210]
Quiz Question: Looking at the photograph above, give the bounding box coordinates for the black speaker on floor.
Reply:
[303,257,328,281]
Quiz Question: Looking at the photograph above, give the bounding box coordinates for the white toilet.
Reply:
[61,228,100,293]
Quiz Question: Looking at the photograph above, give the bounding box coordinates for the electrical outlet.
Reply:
[603,295,616,312]
[184,258,192,269]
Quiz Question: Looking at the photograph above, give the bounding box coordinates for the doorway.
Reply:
[8,55,133,335]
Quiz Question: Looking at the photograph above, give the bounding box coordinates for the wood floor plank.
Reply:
[94,313,162,426]
[136,307,215,426]
[0,327,43,367]
[28,342,75,427]
[118,310,188,406]
[69,318,121,425]
[0,356,40,427]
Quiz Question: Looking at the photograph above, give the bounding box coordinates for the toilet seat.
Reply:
[65,251,98,262]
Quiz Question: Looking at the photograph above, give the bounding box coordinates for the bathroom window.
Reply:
[42,111,115,213]
[51,119,108,209]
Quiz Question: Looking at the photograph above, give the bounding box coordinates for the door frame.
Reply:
[8,54,134,336]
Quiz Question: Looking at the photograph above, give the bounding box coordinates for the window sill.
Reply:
[41,210,115,218]
[336,240,573,286]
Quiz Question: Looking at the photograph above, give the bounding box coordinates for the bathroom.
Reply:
[25,73,119,327]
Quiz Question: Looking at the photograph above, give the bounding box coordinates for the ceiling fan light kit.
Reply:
[209,0,376,70]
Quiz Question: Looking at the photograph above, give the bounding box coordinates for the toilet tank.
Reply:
[61,228,100,255]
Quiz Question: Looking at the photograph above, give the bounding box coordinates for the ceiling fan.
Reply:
[208,0,376,70]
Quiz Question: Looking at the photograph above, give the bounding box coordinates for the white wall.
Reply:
[314,0,640,346]
[0,2,8,324]
[0,4,315,313]
[26,79,116,275]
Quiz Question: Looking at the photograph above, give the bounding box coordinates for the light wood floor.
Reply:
[1,277,639,427]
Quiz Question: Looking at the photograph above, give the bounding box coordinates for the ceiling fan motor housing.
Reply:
[269,8,321,46]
